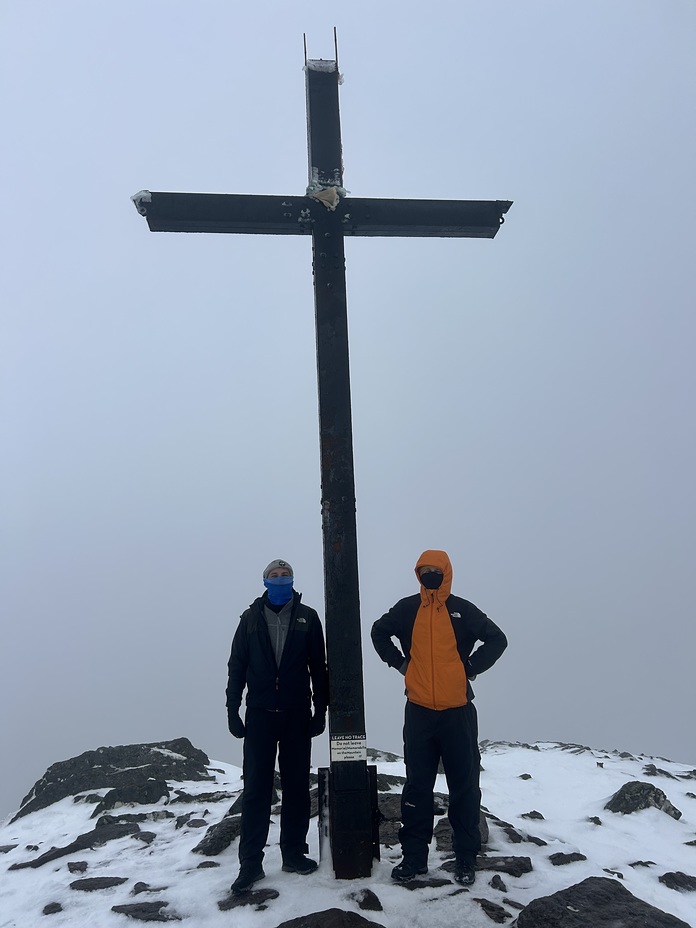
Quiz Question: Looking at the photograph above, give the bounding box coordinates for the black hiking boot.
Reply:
[281,854,318,875]
[231,864,265,894]
[391,859,428,881]
[453,859,476,886]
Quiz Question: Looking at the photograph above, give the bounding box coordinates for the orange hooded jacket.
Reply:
[405,550,469,710]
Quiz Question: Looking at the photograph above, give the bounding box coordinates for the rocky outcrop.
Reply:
[13,738,212,821]
[514,876,692,927]
[605,781,682,820]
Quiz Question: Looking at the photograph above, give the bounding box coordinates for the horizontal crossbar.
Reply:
[135,192,511,238]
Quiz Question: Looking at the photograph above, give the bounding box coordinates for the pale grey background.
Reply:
[2,0,695,819]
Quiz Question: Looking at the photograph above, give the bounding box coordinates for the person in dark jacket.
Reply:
[226,558,329,894]
[371,549,507,886]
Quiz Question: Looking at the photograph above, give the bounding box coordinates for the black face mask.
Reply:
[420,571,443,590]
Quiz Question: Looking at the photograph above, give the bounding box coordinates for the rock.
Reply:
[197,860,219,868]
[218,887,280,910]
[9,822,141,869]
[432,810,490,852]
[13,738,212,821]
[588,816,602,825]
[629,860,657,868]
[70,876,129,891]
[521,811,544,820]
[605,781,682,820]
[643,764,679,780]
[549,852,587,866]
[133,831,157,845]
[659,871,696,892]
[0,844,18,854]
[191,814,242,855]
[271,906,382,925]
[397,877,452,890]
[503,897,525,910]
[378,820,401,846]
[472,856,534,878]
[472,897,513,923]
[519,774,532,780]
[112,900,180,921]
[42,903,63,915]
[377,793,401,821]
[92,780,170,816]
[68,861,88,873]
[490,874,508,892]
[375,773,407,791]
[349,888,383,911]
[170,789,233,803]
[515,875,691,927]
[367,748,402,763]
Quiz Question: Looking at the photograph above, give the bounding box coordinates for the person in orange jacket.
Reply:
[371,549,507,886]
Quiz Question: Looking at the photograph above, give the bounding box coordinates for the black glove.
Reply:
[309,711,326,737]
[228,711,246,739]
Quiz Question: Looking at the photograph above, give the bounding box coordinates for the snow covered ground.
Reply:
[0,741,694,927]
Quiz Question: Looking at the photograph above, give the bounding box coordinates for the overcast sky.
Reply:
[2,0,695,819]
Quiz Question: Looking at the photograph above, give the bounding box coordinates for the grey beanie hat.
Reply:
[263,558,294,579]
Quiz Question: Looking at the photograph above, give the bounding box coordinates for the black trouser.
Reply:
[399,700,481,868]
[238,707,312,868]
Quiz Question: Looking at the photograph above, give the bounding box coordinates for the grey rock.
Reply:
[378,819,401,846]
[349,888,383,911]
[197,860,220,868]
[377,793,402,822]
[67,861,88,873]
[515,875,691,927]
[588,816,602,825]
[629,860,657,868]
[112,901,180,921]
[367,748,401,763]
[490,874,508,892]
[471,856,533,878]
[549,852,587,866]
[70,876,129,891]
[659,871,696,892]
[0,844,18,854]
[91,780,170,816]
[170,790,233,803]
[605,781,682,819]
[133,831,157,845]
[472,897,513,923]
[14,738,211,821]
[396,877,452,890]
[273,909,385,927]
[520,811,544,820]
[643,764,679,780]
[375,773,407,791]
[191,814,242,855]
[218,888,280,911]
[42,903,63,915]
[9,822,140,869]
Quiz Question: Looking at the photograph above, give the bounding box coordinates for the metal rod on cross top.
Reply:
[132,45,511,881]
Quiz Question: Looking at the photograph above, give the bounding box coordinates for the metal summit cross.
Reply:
[132,44,511,880]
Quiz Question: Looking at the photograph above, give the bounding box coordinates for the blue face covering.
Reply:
[264,575,294,605]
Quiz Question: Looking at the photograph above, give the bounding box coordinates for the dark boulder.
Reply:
[218,888,280,911]
[191,814,242,855]
[112,900,180,921]
[9,822,140,869]
[42,903,63,915]
[659,871,696,892]
[605,781,682,820]
[549,852,587,866]
[70,876,129,891]
[92,780,170,816]
[515,876,691,927]
[349,888,383,911]
[13,738,212,821]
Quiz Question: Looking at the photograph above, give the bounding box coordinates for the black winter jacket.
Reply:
[226,591,329,716]
[371,594,507,702]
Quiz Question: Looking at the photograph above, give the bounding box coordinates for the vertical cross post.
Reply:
[306,60,375,880]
